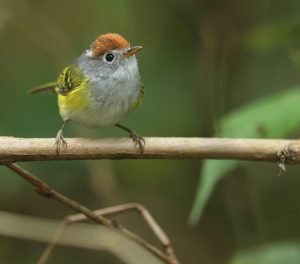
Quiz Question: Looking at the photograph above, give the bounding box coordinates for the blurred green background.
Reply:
[2,0,300,263]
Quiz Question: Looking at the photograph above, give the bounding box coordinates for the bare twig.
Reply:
[6,164,111,226]
[0,137,299,164]
[39,203,178,264]
[5,163,180,264]
[67,203,174,254]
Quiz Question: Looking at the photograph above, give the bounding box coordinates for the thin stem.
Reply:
[39,203,178,264]
[6,163,179,264]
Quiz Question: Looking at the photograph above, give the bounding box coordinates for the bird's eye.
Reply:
[105,53,114,62]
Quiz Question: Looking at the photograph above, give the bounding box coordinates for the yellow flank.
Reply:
[55,65,91,116]
[58,84,90,113]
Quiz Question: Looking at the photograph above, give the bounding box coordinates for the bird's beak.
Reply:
[124,46,142,58]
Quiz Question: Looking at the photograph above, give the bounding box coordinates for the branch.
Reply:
[6,163,179,264]
[0,137,299,164]
[38,203,177,264]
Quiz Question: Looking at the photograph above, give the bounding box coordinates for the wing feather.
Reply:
[28,82,56,95]
[56,65,86,96]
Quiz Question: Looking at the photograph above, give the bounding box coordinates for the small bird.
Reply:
[30,33,145,153]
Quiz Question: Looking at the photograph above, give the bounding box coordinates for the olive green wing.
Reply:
[56,65,87,96]
[28,65,87,96]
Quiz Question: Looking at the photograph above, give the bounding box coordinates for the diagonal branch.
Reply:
[6,163,179,264]
[38,203,178,264]
[0,137,299,164]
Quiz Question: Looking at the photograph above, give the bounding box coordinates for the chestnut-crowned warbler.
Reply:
[30,33,145,153]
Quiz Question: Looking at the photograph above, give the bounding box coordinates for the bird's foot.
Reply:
[115,124,145,153]
[129,130,145,154]
[55,130,67,153]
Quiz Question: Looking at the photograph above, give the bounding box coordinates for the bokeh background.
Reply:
[1,0,300,263]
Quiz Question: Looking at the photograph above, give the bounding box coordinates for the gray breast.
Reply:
[77,52,141,119]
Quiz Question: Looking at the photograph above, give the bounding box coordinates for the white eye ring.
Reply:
[104,53,115,63]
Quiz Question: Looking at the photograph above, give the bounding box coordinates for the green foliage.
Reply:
[230,242,300,264]
[246,18,300,51]
[189,87,300,225]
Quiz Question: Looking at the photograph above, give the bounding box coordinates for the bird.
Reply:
[29,33,145,153]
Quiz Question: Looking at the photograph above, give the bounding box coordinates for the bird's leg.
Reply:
[55,120,68,153]
[116,123,145,153]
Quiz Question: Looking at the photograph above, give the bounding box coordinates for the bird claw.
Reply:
[129,131,145,153]
[55,130,67,153]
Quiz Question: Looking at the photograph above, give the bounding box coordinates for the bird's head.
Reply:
[84,33,142,69]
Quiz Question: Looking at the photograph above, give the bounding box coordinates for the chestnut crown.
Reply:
[90,33,130,58]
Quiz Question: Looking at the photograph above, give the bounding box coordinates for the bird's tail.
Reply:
[28,82,57,95]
